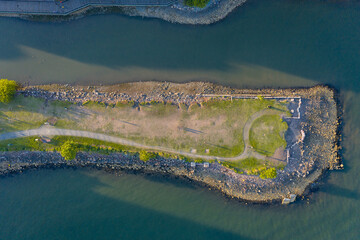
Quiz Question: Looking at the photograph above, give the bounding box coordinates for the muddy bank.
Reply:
[1,82,342,203]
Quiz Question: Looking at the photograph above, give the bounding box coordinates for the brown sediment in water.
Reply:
[0,82,342,203]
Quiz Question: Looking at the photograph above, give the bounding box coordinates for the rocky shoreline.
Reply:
[124,0,247,25]
[17,0,247,24]
[0,82,342,203]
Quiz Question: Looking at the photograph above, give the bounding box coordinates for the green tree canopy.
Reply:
[60,141,78,160]
[0,79,18,103]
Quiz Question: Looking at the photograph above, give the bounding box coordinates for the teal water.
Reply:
[0,0,360,239]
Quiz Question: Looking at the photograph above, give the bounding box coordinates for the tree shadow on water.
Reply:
[319,184,359,200]
[0,168,254,240]
[142,173,197,190]
[0,1,360,91]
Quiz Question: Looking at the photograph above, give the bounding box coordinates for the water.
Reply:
[0,0,360,239]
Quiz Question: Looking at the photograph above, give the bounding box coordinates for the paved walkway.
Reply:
[0,109,285,161]
[0,0,175,15]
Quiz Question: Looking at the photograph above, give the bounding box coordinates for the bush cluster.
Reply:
[139,150,157,162]
[60,141,78,160]
[184,0,209,8]
[0,79,18,103]
[259,168,277,179]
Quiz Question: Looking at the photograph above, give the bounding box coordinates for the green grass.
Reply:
[0,136,141,155]
[221,157,279,178]
[221,158,266,174]
[82,100,106,107]
[0,136,47,151]
[249,114,288,156]
[0,95,78,133]
[116,100,135,108]
[141,102,178,117]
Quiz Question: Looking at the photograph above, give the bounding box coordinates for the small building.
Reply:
[190,162,196,167]
[205,149,210,154]
[203,162,209,168]
[190,148,197,154]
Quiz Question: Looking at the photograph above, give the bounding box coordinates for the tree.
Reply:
[60,141,78,160]
[0,79,18,103]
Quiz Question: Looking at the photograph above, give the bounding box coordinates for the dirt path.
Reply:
[0,109,285,162]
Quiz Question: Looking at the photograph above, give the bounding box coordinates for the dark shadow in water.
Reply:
[0,0,359,90]
[141,173,197,190]
[319,183,359,200]
[0,168,254,240]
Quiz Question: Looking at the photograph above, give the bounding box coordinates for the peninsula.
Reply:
[0,81,341,203]
[0,0,246,24]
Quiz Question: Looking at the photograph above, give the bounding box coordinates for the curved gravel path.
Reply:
[0,109,284,161]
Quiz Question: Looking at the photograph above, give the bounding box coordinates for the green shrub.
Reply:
[60,141,78,160]
[82,101,105,107]
[0,79,18,103]
[116,100,134,108]
[184,0,209,8]
[139,150,157,162]
[259,168,277,179]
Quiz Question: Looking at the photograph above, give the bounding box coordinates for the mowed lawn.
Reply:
[0,95,290,158]
[249,114,288,156]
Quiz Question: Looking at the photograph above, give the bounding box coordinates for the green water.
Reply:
[0,0,360,239]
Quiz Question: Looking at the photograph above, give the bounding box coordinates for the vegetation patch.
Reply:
[184,0,210,8]
[249,114,288,156]
[139,150,157,162]
[259,167,277,179]
[221,157,281,177]
[0,79,18,103]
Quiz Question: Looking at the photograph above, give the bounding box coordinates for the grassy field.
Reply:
[0,96,75,133]
[0,95,290,158]
[249,114,288,156]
